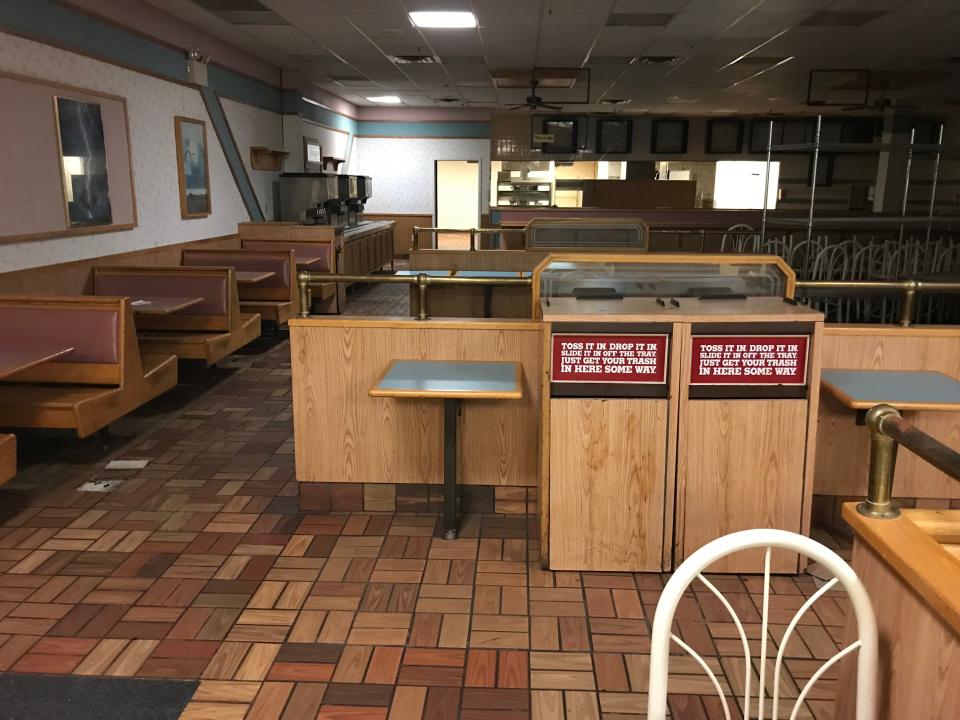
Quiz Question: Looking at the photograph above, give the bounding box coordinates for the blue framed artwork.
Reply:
[174,116,211,218]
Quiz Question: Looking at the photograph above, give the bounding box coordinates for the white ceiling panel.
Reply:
[144,0,960,109]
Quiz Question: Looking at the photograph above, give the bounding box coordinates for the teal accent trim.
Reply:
[1,0,186,80]
[356,121,489,138]
[201,88,263,221]
[1,0,282,112]
[207,65,281,113]
[301,100,358,134]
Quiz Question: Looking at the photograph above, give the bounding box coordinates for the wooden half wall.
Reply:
[0,233,241,295]
[290,318,541,488]
[364,213,432,258]
[816,325,960,499]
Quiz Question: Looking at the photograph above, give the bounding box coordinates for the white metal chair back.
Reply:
[647,529,878,720]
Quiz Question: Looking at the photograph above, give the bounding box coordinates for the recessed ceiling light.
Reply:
[367,95,402,104]
[409,11,477,29]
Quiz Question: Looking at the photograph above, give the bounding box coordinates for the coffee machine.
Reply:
[277,173,345,225]
[337,175,361,226]
[354,176,372,222]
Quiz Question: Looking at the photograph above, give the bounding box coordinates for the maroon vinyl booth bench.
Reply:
[181,248,299,325]
[93,266,261,366]
[1,434,14,485]
[0,296,177,438]
[241,239,340,313]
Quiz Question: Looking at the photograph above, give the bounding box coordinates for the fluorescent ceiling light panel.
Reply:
[409,11,477,28]
[367,95,402,104]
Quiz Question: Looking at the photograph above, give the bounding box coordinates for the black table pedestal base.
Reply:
[442,398,460,539]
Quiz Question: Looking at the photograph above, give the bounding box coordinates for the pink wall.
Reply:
[65,0,281,86]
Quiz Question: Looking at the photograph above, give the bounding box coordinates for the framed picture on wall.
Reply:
[54,96,113,228]
[651,118,688,153]
[596,118,632,154]
[705,118,743,154]
[174,116,211,218]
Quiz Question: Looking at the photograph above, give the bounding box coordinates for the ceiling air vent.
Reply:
[390,54,440,64]
[639,56,679,65]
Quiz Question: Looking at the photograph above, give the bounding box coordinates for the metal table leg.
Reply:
[442,398,460,539]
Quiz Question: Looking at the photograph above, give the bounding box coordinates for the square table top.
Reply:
[0,344,75,380]
[394,270,453,277]
[369,360,523,400]
[130,296,204,315]
[236,270,276,284]
[821,369,960,411]
[453,270,524,278]
[295,256,326,268]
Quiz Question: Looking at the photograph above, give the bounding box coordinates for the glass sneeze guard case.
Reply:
[536,255,791,303]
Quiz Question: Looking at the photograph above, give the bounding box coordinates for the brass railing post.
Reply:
[858,404,902,519]
[469,229,476,251]
[416,273,429,321]
[412,227,421,251]
[898,280,918,327]
[297,271,311,318]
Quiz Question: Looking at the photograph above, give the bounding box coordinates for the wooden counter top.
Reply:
[842,503,960,635]
[540,296,823,323]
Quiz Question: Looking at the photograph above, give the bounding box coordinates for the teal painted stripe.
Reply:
[202,88,263,222]
[207,64,281,113]
[300,99,358,134]
[1,0,186,80]
[356,121,489,138]
[1,0,282,111]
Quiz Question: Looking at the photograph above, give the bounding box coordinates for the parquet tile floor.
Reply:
[0,338,849,719]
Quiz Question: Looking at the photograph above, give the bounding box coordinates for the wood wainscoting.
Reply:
[363,213,432,258]
[816,325,960,500]
[289,317,541,488]
[0,233,241,296]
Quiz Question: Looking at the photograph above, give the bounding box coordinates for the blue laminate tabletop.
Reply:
[821,369,960,410]
[394,269,452,277]
[369,360,523,399]
[454,270,522,278]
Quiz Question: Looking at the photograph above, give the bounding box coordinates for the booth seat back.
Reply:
[93,266,234,332]
[182,250,292,290]
[0,296,124,385]
[242,240,334,272]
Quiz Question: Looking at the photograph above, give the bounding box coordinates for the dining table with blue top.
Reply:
[821,369,960,412]
[369,359,523,539]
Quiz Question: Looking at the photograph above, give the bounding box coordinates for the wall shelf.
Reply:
[250,146,288,171]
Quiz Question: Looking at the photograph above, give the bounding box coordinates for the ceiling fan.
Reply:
[506,79,563,111]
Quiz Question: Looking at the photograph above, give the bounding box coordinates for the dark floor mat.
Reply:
[0,674,198,720]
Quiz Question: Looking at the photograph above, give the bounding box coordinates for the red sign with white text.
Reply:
[690,335,809,386]
[551,334,669,384]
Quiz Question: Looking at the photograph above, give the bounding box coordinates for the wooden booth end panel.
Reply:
[291,322,541,487]
[835,537,960,720]
[548,398,668,571]
[677,399,808,573]
[817,329,960,499]
[815,394,960,499]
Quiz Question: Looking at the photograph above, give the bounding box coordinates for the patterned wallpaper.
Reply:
[348,137,490,216]
[0,32,248,273]
[220,97,282,221]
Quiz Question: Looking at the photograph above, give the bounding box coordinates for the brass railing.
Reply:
[411,227,524,251]
[297,271,532,321]
[859,404,960,519]
[297,272,960,325]
[794,279,960,326]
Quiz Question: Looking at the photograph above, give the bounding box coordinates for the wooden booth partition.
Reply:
[836,505,960,720]
[815,326,960,501]
[290,318,541,507]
